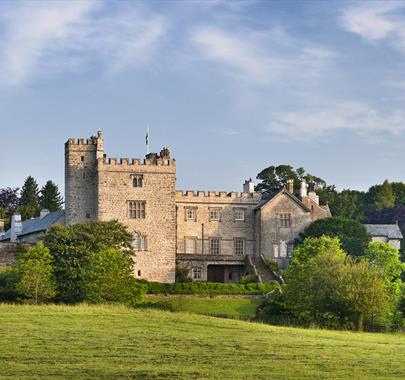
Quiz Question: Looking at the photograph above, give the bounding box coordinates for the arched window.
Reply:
[132,175,143,188]
[133,233,148,251]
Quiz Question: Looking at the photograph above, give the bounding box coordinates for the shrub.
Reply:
[175,266,192,283]
[239,274,259,284]
[0,265,19,302]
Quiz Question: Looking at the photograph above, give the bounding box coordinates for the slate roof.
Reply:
[364,224,403,240]
[0,210,64,241]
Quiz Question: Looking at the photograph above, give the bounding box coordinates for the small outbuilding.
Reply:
[364,224,403,250]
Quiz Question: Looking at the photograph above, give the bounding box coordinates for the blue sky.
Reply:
[1,0,405,196]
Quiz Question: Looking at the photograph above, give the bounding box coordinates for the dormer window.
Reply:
[132,175,143,188]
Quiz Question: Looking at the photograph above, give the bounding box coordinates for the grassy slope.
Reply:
[0,304,404,379]
[143,296,262,318]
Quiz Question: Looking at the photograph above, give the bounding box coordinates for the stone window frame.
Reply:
[233,207,246,222]
[184,206,197,221]
[132,232,148,251]
[209,237,221,255]
[192,267,202,280]
[184,236,197,254]
[209,207,221,222]
[128,200,146,219]
[234,237,246,255]
[130,173,144,188]
[278,213,291,228]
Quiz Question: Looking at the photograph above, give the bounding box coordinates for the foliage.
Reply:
[19,176,40,219]
[255,165,325,193]
[266,260,279,273]
[0,187,19,209]
[43,221,133,303]
[83,248,144,305]
[239,274,259,284]
[282,236,389,331]
[363,242,404,302]
[175,265,192,282]
[301,216,371,257]
[40,180,63,212]
[329,189,365,221]
[0,265,19,302]
[367,180,396,211]
[144,280,278,295]
[16,243,56,304]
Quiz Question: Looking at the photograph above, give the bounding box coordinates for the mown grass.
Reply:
[0,303,404,379]
[142,296,262,318]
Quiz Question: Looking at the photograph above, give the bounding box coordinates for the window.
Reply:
[273,243,279,258]
[234,238,245,255]
[192,267,202,279]
[81,155,84,162]
[234,208,245,221]
[137,270,141,277]
[209,208,221,221]
[132,233,148,251]
[228,272,233,280]
[279,213,291,228]
[185,207,196,221]
[185,238,196,254]
[128,201,146,219]
[210,238,220,255]
[132,175,143,188]
[287,244,294,257]
[280,241,287,257]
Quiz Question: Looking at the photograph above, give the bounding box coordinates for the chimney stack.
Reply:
[10,213,22,243]
[40,209,50,219]
[0,219,4,236]
[299,179,307,199]
[286,179,294,194]
[243,179,255,194]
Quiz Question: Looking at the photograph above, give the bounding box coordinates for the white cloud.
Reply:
[0,1,167,86]
[269,101,405,140]
[190,26,334,85]
[340,2,405,50]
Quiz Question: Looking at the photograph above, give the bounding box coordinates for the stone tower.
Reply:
[65,132,177,283]
[65,131,103,225]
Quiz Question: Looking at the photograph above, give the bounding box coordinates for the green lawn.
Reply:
[142,295,262,318]
[0,304,404,379]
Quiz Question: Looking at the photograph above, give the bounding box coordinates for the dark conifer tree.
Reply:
[40,180,63,212]
[19,176,40,219]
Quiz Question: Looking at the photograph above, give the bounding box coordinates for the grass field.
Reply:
[142,295,261,318]
[0,304,404,379]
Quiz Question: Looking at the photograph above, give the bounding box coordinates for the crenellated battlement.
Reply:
[66,137,98,145]
[98,156,175,167]
[175,190,261,202]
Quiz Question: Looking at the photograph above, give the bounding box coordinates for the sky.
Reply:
[1,0,405,196]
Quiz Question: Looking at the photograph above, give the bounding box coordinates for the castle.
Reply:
[64,131,331,283]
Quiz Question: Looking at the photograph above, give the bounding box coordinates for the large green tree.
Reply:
[301,216,371,257]
[255,165,326,193]
[367,180,396,211]
[43,221,133,303]
[83,248,143,305]
[16,243,56,304]
[284,236,389,330]
[18,176,40,220]
[40,180,63,212]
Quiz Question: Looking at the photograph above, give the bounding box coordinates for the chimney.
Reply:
[286,179,294,194]
[0,219,4,236]
[243,179,255,194]
[307,182,319,205]
[299,179,307,199]
[40,209,50,219]
[10,213,22,243]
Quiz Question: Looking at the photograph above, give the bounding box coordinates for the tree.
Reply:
[19,176,40,219]
[301,216,371,257]
[16,243,56,304]
[0,187,19,209]
[363,242,404,302]
[255,165,326,193]
[329,190,366,221]
[367,180,396,211]
[40,180,63,212]
[43,221,133,303]
[83,248,143,305]
[283,236,389,330]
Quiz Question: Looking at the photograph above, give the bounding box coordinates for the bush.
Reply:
[0,265,19,302]
[175,266,192,283]
[143,281,278,295]
[267,260,279,273]
[239,274,259,284]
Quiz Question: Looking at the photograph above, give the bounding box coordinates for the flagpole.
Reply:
[146,127,150,155]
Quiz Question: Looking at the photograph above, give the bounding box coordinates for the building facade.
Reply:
[65,132,331,283]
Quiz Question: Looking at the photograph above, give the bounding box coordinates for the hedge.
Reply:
[142,281,279,295]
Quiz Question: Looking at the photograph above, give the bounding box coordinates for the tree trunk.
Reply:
[356,314,363,331]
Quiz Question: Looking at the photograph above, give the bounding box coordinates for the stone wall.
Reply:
[176,191,260,258]
[0,243,30,265]
[97,154,177,283]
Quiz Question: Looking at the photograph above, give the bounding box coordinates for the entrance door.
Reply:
[207,265,225,282]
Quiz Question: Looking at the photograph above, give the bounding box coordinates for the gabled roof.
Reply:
[0,210,64,241]
[364,224,403,240]
[254,189,310,212]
